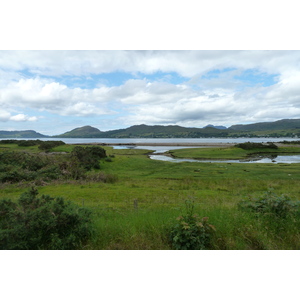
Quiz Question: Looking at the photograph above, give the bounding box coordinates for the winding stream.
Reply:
[149,154,300,164]
[112,144,300,164]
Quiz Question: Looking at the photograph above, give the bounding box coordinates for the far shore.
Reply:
[69,141,299,148]
[71,142,236,147]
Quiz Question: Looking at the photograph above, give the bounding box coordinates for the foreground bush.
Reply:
[0,188,93,250]
[238,190,300,218]
[169,200,216,250]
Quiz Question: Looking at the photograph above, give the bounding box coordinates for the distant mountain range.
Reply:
[1,118,300,139]
[0,130,48,138]
[204,124,227,130]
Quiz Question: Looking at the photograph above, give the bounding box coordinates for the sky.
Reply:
[1,50,300,135]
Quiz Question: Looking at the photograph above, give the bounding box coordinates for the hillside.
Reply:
[55,119,300,138]
[89,124,231,138]
[54,126,102,138]
[54,124,232,138]
[204,124,227,130]
[3,118,300,139]
[229,119,300,131]
[0,130,48,138]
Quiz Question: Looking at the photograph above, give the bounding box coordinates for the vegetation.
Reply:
[0,188,93,250]
[71,146,107,170]
[279,140,300,145]
[0,140,300,249]
[169,142,300,160]
[0,130,47,138]
[0,143,108,184]
[38,141,65,151]
[229,118,300,131]
[169,200,216,250]
[235,142,278,150]
[54,125,102,138]
[238,190,300,218]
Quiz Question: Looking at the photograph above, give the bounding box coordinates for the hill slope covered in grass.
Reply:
[53,125,102,138]
[2,118,300,139]
[0,130,48,138]
[229,118,300,131]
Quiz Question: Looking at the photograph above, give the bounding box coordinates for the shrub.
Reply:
[17,140,42,147]
[38,141,65,152]
[169,200,216,250]
[0,152,49,183]
[0,139,18,144]
[279,140,300,145]
[86,172,118,183]
[0,188,93,250]
[71,146,106,170]
[238,190,300,218]
[235,142,278,150]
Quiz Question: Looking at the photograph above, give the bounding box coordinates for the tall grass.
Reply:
[1,142,300,249]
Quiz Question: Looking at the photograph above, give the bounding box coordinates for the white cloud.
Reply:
[0,109,38,122]
[0,77,116,117]
[9,114,38,122]
[0,110,11,122]
[1,50,300,131]
[1,50,300,79]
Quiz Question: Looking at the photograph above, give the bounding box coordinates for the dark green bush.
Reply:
[0,139,18,144]
[279,140,300,145]
[238,190,300,218]
[0,169,36,183]
[169,200,216,250]
[235,142,278,150]
[0,152,49,183]
[0,188,93,250]
[17,140,42,147]
[71,146,106,170]
[37,165,62,180]
[38,141,65,151]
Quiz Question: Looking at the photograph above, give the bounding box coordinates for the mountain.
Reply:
[0,130,48,138]
[57,124,231,138]
[3,118,300,139]
[54,125,102,138]
[229,119,300,131]
[56,119,300,138]
[204,124,227,130]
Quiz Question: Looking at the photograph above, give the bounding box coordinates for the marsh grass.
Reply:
[1,142,300,249]
[169,145,300,160]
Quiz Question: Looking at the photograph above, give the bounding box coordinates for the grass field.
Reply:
[1,142,300,249]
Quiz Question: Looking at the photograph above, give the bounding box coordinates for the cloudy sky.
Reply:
[0,50,300,135]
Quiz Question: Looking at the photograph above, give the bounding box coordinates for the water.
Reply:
[149,154,300,164]
[2,137,300,163]
[3,137,299,144]
[113,145,203,153]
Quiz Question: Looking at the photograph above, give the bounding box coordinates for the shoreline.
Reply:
[72,142,236,147]
[69,141,300,148]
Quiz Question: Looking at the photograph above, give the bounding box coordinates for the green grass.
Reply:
[1,142,300,249]
[169,145,300,160]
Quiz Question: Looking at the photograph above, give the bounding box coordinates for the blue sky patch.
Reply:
[234,69,279,87]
